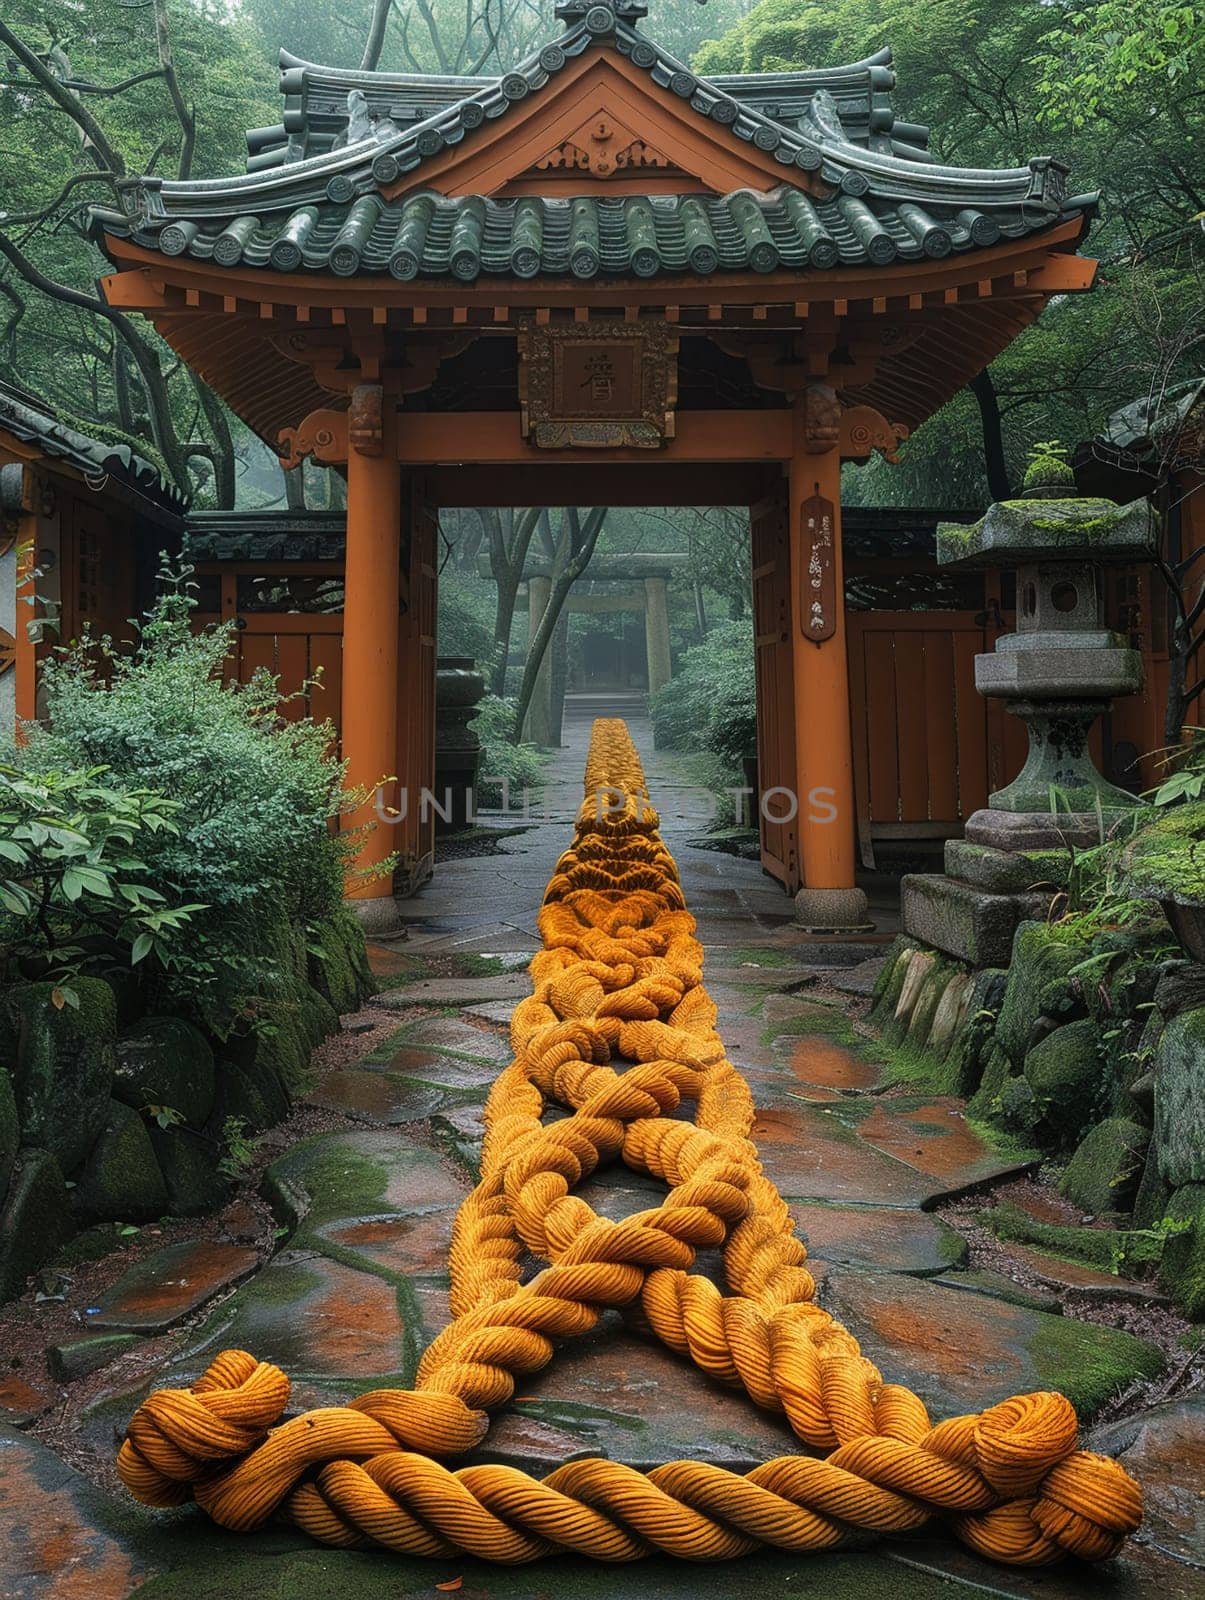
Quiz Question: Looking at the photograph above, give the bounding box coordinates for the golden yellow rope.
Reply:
[115,719,1143,1566]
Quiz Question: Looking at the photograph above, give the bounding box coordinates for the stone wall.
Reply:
[870,926,1205,1317]
[0,909,374,1301]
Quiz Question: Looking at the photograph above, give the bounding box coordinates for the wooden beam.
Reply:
[427,462,778,506]
[394,409,793,465]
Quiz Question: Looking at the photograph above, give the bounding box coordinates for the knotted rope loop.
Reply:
[115,720,1143,1567]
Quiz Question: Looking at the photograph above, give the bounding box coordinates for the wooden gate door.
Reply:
[847,610,994,855]
[750,482,799,892]
[396,473,438,894]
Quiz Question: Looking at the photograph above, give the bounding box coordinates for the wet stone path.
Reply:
[3,701,1201,1598]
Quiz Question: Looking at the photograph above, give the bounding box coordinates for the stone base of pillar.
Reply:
[793,886,873,933]
[344,893,407,939]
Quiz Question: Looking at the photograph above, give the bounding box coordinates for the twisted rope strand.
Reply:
[116,719,1143,1566]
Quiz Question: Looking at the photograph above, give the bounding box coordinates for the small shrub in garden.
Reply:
[0,763,202,1002]
[471,695,545,810]
[15,572,372,1036]
[649,620,756,775]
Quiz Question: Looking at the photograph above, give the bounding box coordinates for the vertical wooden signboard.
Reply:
[801,493,836,642]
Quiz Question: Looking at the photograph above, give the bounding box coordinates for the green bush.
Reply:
[0,764,201,994]
[649,620,756,776]
[470,695,545,810]
[15,578,362,1034]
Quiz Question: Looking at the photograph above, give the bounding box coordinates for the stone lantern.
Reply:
[938,457,1158,845]
[901,459,1158,966]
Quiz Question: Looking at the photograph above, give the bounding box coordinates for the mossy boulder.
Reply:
[1119,801,1205,906]
[113,1016,216,1129]
[1023,1018,1102,1145]
[882,948,938,1043]
[995,924,1085,1067]
[942,969,1007,1096]
[149,1123,231,1215]
[307,908,374,1015]
[1159,1183,1205,1318]
[0,1070,18,1195]
[72,1100,169,1224]
[213,1058,291,1134]
[968,1042,1012,1121]
[0,1148,72,1301]
[5,979,116,1172]
[1060,1116,1150,1215]
[1153,1006,1205,1188]
[903,960,955,1051]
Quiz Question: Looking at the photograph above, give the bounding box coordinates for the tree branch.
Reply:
[0,20,125,175]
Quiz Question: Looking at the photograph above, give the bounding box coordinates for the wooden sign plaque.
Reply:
[518,321,678,449]
[801,492,837,642]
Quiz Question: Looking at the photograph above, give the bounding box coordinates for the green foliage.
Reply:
[696,0,1205,508]
[1151,728,1205,806]
[15,572,365,1032]
[649,620,756,778]
[436,575,498,668]
[216,1116,258,1181]
[1118,800,1205,903]
[470,695,546,810]
[0,763,202,988]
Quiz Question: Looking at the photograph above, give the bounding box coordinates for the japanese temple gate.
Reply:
[94,0,1098,931]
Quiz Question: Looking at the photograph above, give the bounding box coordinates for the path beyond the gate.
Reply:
[2,704,1199,1597]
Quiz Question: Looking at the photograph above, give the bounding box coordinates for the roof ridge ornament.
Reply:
[556,0,699,27]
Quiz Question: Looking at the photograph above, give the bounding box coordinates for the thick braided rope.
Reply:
[116,719,1142,1566]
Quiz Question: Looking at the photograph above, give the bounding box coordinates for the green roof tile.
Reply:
[95,8,1092,284]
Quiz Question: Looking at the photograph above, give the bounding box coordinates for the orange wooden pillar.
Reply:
[341,385,403,929]
[788,388,871,930]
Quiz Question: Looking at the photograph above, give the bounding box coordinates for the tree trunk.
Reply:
[971,369,1011,501]
[191,374,235,507]
[513,508,606,737]
[549,605,570,746]
[361,0,393,70]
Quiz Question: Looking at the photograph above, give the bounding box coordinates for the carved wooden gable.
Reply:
[380,54,817,201]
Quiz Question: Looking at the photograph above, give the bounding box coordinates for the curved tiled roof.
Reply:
[246,44,927,170]
[95,4,1088,282]
[0,381,186,514]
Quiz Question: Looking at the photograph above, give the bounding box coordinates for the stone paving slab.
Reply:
[1090,1397,1205,1568]
[0,1373,55,1427]
[177,1250,410,1382]
[819,1268,1164,1422]
[463,1315,804,1474]
[385,1015,514,1061]
[307,1071,480,1124]
[748,1105,942,1208]
[377,973,532,1007]
[263,1130,470,1235]
[0,1423,159,1599]
[89,1241,259,1335]
[832,1095,1040,1195]
[791,1203,967,1276]
[990,1239,1171,1304]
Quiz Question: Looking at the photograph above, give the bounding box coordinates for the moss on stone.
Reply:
[1120,801,1205,904]
[1159,1184,1205,1318]
[307,909,374,1014]
[5,978,116,1173]
[1022,1018,1102,1146]
[113,1017,215,1129]
[0,1148,72,1300]
[982,1201,1165,1275]
[1059,1116,1150,1215]
[148,1124,231,1216]
[1026,1313,1163,1418]
[1153,1005,1205,1188]
[0,1070,18,1195]
[72,1099,169,1224]
[994,924,1085,1068]
[968,1042,1012,1122]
